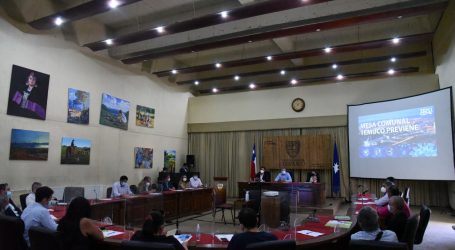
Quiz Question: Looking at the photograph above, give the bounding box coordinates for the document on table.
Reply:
[174,234,192,243]
[215,234,234,242]
[297,230,324,237]
[102,230,124,238]
[353,201,376,205]
[325,220,352,229]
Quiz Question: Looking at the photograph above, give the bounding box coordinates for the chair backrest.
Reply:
[28,226,62,250]
[19,193,28,210]
[401,213,419,250]
[213,186,227,205]
[349,240,408,250]
[130,185,138,194]
[107,187,113,198]
[414,205,431,244]
[121,240,175,250]
[402,187,410,205]
[0,214,28,250]
[246,239,296,250]
[62,187,84,203]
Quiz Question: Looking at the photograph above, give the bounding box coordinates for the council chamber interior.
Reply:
[1,1,455,250]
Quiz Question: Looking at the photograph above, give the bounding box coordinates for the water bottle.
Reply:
[245,191,250,201]
[196,223,201,241]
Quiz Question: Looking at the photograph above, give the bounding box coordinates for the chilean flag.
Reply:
[332,142,341,194]
[250,144,257,180]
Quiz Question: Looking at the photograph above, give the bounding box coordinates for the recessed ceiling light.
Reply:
[316,28,321,32]
[234,75,240,81]
[324,47,332,53]
[390,57,397,62]
[336,74,344,80]
[397,15,403,19]
[108,0,121,9]
[392,37,400,44]
[266,56,272,61]
[104,39,113,45]
[155,26,165,33]
[280,70,286,75]
[194,80,199,85]
[290,79,298,85]
[215,63,222,68]
[332,64,338,69]
[54,17,64,26]
[220,11,229,19]
[248,40,253,43]
[212,88,218,93]
[171,69,177,74]
[388,69,395,75]
[249,83,256,89]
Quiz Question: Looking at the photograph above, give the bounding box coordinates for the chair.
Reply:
[0,214,28,250]
[400,214,419,250]
[130,184,138,194]
[62,187,84,203]
[414,205,431,244]
[19,193,28,210]
[246,239,296,250]
[349,240,408,250]
[28,226,62,250]
[121,240,175,250]
[213,186,234,224]
[107,187,113,198]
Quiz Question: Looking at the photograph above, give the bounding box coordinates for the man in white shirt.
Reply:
[111,175,133,198]
[351,206,398,242]
[375,181,394,206]
[25,182,42,207]
[189,174,203,188]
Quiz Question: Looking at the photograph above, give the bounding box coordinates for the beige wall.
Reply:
[0,16,191,197]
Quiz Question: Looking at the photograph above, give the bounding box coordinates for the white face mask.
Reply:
[183,178,187,182]
[121,182,127,187]
[381,186,387,193]
[146,182,150,187]
[260,170,265,174]
[281,170,286,174]
[6,191,12,199]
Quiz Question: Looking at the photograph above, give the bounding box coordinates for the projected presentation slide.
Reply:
[358,106,437,158]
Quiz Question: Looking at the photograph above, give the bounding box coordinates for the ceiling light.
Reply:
[220,11,229,19]
[248,40,252,43]
[215,63,222,68]
[266,56,272,61]
[171,69,177,74]
[397,16,403,19]
[388,69,395,75]
[104,39,113,45]
[280,70,286,75]
[290,79,298,85]
[392,37,400,44]
[108,0,121,9]
[324,47,332,53]
[390,57,397,62]
[54,17,64,26]
[155,26,165,33]
[194,81,199,85]
[249,83,256,89]
[212,88,218,93]
[336,74,344,80]
[234,75,240,81]
[332,64,338,69]
[316,28,321,32]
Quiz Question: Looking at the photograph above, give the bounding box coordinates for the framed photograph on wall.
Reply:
[68,88,90,124]
[164,150,176,172]
[100,93,130,130]
[136,105,155,128]
[7,65,50,120]
[10,129,49,160]
[61,137,91,165]
[134,147,153,169]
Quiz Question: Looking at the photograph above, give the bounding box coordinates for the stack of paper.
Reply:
[215,234,234,242]
[334,215,351,221]
[325,220,352,229]
[297,230,324,237]
[102,230,124,238]
[174,234,192,243]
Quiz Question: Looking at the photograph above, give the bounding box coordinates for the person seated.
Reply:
[307,171,320,183]
[160,174,175,191]
[138,176,153,193]
[228,207,277,250]
[131,210,188,250]
[0,193,20,218]
[58,197,104,250]
[255,167,271,182]
[0,183,22,214]
[189,174,203,188]
[386,176,396,185]
[384,196,409,240]
[274,168,292,183]
[377,186,411,220]
[111,175,133,198]
[179,163,189,175]
[178,175,189,190]
[26,182,42,207]
[351,206,398,242]
[375,181,394,206]
[21,186,58,244]
[158,167,169,184]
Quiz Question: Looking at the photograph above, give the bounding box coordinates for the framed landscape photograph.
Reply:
[68,88,89,124]
[134,147,153,169]
[61,137,91,165]
[7,65,50,120]
[164,150,176,172]
[100,93,130,130]
[10,129,49,160]
[136,105,155,128]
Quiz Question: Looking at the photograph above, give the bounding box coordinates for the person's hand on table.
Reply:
[182,238,189,250]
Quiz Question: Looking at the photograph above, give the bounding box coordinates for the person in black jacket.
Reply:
[255,167,271,182]
[385,196,409,240]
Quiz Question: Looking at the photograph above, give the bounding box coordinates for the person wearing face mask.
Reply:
[384,196,409,240]
[255,167,271,182]
[274,168,292,183]
[138,176,153,193]
[178,175,189,189]
[111,175,133,198]
[160,174,175,191]
[0,183,22,214]
[0,193,21,218]
[375,181,394,206]
[21,186,58,245]
[189,174,203,188]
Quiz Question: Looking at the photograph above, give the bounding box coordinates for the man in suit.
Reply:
[255,167,271,182]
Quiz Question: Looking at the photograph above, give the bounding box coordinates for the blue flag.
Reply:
[332,142,340,194]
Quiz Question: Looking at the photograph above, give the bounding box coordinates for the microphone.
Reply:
[362,189,369,195]
[93,188,98,201]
